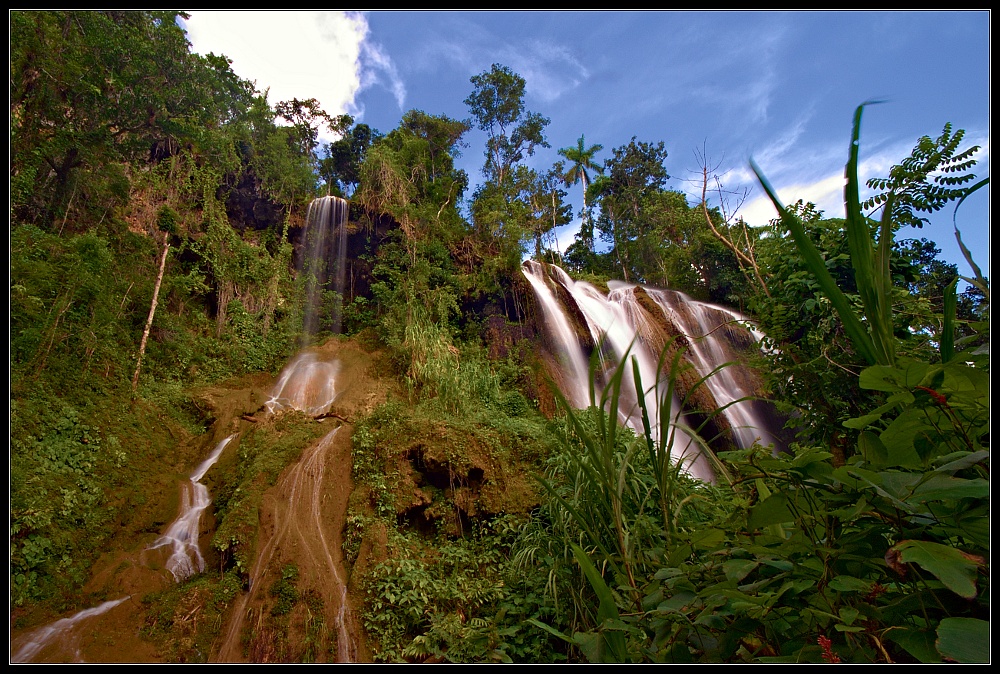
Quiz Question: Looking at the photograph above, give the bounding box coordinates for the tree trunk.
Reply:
[132,231,169,393]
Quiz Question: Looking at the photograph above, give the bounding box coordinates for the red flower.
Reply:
[818,635,841,663]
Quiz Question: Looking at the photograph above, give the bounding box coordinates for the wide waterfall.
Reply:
[523,260,783,482]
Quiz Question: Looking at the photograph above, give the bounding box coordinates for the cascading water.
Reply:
[642,286,783,452]
[215,427,357,663]
[300,196,350,341]
[264,196,352,418]
[11,598,131,663]
[12,436,236,662]
[523,260,782,482]
[146,434,236,581]
[264,351,340,416]
[214,196,358,661]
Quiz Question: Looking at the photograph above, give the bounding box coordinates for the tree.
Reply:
[528,164,573,260]
[695,149,771,297]
[132,206,176,392]
[274,97,351,166]
[864,123,981,230]
[319,118,376,196]
[10,11,252,229]
[592,138,670,281]
[558,135,604,251]
[464,64,550,188]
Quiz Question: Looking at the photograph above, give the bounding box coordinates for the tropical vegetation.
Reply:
[9,11,988,664]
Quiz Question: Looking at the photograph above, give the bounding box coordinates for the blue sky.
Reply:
[182,10,990,281]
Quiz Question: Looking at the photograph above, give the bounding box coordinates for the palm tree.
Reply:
[558,134,603,251]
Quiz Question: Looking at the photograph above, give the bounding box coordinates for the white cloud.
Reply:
[182,11,395,140]
[358,40,407,110]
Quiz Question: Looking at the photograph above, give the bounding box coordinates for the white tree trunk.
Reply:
[132,232,170,393]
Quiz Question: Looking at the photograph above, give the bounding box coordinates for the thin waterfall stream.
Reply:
[215,195,358,661]
[146,435,236,581]
[11,435,236,663]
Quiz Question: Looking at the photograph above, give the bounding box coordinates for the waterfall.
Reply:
[147,434,236,581]
[264,351,340,416]
[523,261,782,481]
[11,597,131,663]
[300,196,350,341]
[264,196,350,417]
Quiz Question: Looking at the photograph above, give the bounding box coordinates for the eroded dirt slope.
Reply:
[10,337,392,663]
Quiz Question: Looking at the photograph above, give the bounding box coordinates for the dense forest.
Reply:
[10,11,989,663]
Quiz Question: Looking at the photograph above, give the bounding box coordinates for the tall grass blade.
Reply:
[571,542,628,662]
[750,157,879,365]
[845,102,894,366]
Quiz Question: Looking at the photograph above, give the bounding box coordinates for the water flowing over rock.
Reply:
[264,351,340,417]
[146,435,236,581]
[300,195,350,341]
[11,598,130,663]
[523,260,783,482]
[215,427,358,663]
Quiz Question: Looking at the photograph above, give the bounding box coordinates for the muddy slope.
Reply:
[10,338,392,663]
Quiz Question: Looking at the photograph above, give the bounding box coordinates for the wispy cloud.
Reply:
[735,132,990,229]
[359,40,407,111]
[406,17,589,104]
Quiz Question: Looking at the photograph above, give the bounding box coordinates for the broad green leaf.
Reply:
[827,575,870,593]
[936,618,990,663]
[900,360,932,388]
[932,450,989,474]
[858,365,904,392]
[657,591,695,613]
[891,540,980,599]
[690,528,726,550]
[722,559,759,582]
[887,628,940,663]
[838,606,860,625]
[654,567,683,581]
[843,412,883,429]
[880,410,927,468]
[833,624,866,633]
[857,431,888,467]
[910,474,989,502]
[748,493,794,530]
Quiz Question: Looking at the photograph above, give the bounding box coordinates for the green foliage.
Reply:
[864,122,981,230]
[361,520,563,663]
[517,108,989,663]
[270,564,301,616]
[465,64,550,186]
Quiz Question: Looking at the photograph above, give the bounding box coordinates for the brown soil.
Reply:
[10,338,393,663]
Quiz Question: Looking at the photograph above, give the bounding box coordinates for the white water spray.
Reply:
[147,434,235,581]
[523,261,782,481]
[11,597,130,663]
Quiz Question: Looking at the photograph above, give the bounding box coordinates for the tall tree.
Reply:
[592,137,670,281]
[557,134,603,251]
[465,64,551,266]
[528,163,573,260]
[464,64,550,188]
